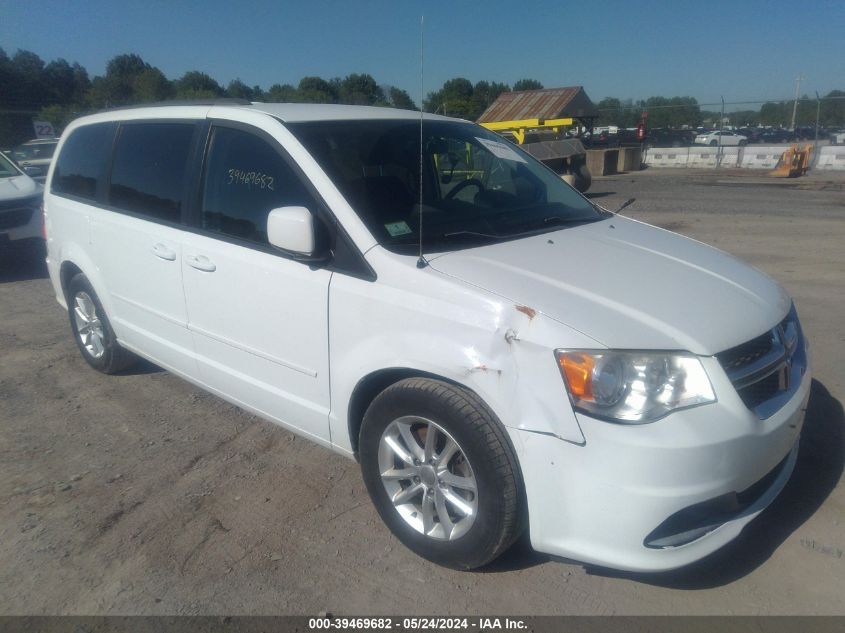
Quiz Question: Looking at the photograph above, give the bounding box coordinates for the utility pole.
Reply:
[790,74,805,131]
[717,96,724,167]
[814,90,821,168]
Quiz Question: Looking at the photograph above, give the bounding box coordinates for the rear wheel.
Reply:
[67,273,136,374]
[573,164,592,193]
[359,378,524,569]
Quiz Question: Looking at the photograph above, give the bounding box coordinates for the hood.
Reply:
[429,216,790,355]
[0,175,40,201]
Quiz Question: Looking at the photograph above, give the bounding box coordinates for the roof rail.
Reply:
[106,98,252,111]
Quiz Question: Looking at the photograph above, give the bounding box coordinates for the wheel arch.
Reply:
[59,260,84,301]
[54,245,115,317]
[347,367,468,458]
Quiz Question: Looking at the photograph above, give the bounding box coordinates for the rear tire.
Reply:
[573,164,592,193]
[359,378,524,570]
[67,273,136,374]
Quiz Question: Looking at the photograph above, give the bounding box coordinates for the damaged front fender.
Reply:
[328,252,599,452]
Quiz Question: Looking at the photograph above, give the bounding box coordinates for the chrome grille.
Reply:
[716,306,806,419]
[717,331,775,373]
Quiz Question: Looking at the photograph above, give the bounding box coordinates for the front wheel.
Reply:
[359,378,524,569]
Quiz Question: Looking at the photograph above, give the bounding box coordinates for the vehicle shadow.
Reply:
[585,379,844,588]
[117,358,165,376]
[0,247,48,283]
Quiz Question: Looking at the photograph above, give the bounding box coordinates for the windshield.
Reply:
[12,142,57,162]
[0,152,22,177]
[287,119,602,254]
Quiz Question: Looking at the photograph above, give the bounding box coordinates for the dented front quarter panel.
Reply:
[328,246,598,454]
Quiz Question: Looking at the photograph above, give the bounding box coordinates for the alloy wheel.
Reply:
[377,416,478,541]
[73,291,105,359]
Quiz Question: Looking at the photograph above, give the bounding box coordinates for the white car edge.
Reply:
[0,150,44,249]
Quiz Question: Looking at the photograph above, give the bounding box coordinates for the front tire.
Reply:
[359,378,524,570]
[67,273,136,374]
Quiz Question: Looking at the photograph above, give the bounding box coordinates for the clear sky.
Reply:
[2,0,843,108]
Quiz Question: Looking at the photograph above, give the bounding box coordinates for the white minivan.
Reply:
[43,101,810,572]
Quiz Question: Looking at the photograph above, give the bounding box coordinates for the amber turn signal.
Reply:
[558,352,595,399]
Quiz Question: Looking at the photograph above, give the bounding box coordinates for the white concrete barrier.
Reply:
[644,147,689,167]
[719,146,741,167]
[815,145,845,170]
[687,148,719,167]
[740,145,789,169]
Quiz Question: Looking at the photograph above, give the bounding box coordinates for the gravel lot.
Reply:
[1,169,843,615]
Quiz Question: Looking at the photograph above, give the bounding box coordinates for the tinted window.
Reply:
[52,124,115,200]
[12,142,57,161]
[200,126,315,245]
[108,123,195,222]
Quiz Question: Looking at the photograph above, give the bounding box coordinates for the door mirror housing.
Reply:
[267,206,318,257]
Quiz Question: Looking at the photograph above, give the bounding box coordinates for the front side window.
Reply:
[51,124,115,201]
[287,119,602,254]
[109,123,195,222]
[200,126,315,245]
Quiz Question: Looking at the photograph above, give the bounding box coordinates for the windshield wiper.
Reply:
[441,230,509,241]
[542,215,596,225]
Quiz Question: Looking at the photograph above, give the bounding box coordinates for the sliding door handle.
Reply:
[186,254,216,272]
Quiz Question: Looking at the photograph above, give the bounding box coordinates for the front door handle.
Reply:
[186,254,216,272]
[151,242,177,261]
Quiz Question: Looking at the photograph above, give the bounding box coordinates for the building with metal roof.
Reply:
[477,86,599,130]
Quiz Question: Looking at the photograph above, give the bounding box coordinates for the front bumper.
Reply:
[0,203,41,245]
[510,353,811,572]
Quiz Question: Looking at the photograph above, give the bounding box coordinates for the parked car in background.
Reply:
[0,151,43,253]
[758,129,793,144]
[694,130,748,146]
[581,129,619,148]
[11,138,59,182]
[831,131,845,145]
[735,128,764,144]
[644,128,694,148]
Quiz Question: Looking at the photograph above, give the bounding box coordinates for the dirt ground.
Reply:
[1,169,843,615]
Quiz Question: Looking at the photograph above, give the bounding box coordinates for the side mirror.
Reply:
[267,206,316,257]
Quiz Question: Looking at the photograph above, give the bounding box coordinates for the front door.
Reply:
[181,123,332,442]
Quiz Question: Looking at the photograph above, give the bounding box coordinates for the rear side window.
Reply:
[200,126,316,245]
[109,123,195,223]
[51,123,115,200]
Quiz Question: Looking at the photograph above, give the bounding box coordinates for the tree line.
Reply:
[0,48,546,145]
[2,47,843,147]
[597,93,845,129]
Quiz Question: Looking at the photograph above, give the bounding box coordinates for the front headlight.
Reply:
[555,350,715,424]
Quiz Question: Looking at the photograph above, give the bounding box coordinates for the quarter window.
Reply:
[200,126,315,245]
[51,123,115,200]
[109,123,195,223]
